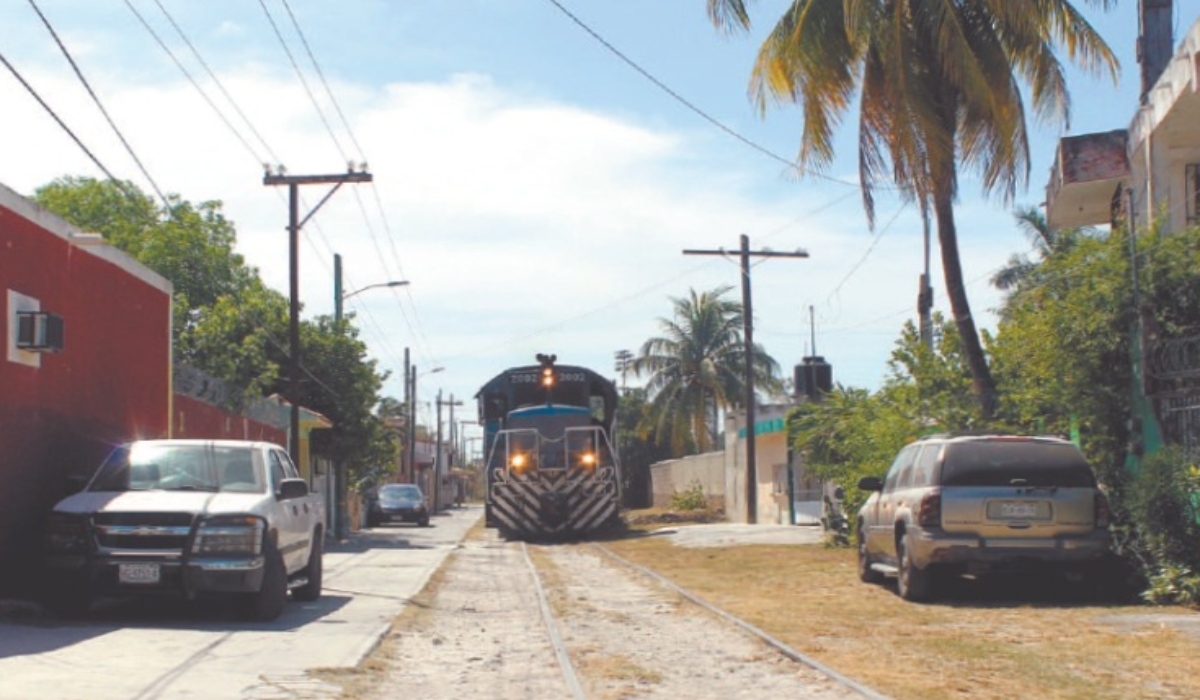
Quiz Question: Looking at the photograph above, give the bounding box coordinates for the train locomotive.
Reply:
[476,354,622,540]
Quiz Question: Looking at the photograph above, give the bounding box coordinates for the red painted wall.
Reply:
[0,187,171,592]
[173,395,286,446]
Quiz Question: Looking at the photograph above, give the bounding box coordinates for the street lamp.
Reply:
[331,253,409,540]
[406,365,444,484]
[341,279,409,301]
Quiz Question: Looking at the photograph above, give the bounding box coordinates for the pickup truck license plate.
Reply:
[118,563,161,584]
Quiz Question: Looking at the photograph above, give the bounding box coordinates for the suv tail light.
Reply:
[1094,492,1111,529]
[918,489,942,528]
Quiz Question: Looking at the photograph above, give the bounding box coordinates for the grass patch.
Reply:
[574,648,664,686]
[602,531,1200,700]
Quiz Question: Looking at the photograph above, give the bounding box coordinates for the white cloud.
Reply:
[0,56,1026,407]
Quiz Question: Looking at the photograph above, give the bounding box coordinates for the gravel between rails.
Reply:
[361,530,866,700]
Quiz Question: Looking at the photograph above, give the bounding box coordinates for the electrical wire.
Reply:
[28,0,171,208]
[255,0,348,161]
[121,0,265,167]
[542,0,863,189]
[0,49,127,187]
[148,0,282,165]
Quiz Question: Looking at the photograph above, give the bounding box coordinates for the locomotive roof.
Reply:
[474,363,613,398]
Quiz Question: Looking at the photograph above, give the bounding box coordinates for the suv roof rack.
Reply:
[917,430,1010,440]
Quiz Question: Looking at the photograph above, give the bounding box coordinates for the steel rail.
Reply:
[590,542,893,700]
[520,542,587,700]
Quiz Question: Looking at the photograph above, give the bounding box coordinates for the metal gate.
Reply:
[1148,333,1200,455]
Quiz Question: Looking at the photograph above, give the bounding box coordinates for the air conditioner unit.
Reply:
[16,311,64,353]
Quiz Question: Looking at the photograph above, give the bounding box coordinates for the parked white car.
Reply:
[43,439,325,621]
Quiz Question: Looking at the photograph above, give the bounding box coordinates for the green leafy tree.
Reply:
[613,387,672,508]
[789,314,986,528]
[34,176,392,475]
[34,177,256,345]
[634,286,782,455]
[287,315,393,484]
[706,0,1119,418]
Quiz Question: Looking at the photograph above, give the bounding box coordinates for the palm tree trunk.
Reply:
[933,188,998,419]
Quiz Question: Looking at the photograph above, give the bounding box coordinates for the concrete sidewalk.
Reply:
[0,504,484,700]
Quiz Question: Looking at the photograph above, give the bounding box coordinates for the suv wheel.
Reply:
[897,534,936,602]
[858,529,883,584]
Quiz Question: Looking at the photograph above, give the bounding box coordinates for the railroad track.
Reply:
[516,539,890,700]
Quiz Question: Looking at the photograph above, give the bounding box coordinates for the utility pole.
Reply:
[918,205,934,350]
[408,364,417,484]
[263,167,372,462]
[683,234,808,524]
[435,391,462,514]
[403,347,411,481]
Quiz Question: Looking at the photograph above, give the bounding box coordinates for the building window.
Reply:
[1187,163,1200,227]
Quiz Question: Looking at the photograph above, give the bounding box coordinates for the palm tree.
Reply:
[707,0,1118,418]
[991,206,1089,294]
[634,286,782,455]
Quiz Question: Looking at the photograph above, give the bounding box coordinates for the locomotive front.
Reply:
[478,355,622,540]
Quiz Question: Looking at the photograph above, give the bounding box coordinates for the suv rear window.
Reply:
[939,440,1097,487]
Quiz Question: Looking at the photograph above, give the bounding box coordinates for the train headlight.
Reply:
[541,367,555,387]
[510,453,533,475]
[577,452,597,471]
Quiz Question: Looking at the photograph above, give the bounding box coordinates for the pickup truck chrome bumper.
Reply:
[45,552,266,595]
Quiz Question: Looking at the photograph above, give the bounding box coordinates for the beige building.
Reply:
[649,403,824,525]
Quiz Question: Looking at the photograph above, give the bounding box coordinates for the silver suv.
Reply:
[856,434,1111,601]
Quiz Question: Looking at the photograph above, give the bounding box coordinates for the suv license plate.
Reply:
[989,501,1049,520]
[118,563,161,584]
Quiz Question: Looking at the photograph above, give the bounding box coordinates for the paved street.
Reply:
[0,505,482,700]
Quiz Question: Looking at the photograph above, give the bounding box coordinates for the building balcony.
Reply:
[1044,130,1130,231]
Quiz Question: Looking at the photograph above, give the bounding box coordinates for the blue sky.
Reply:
[0,1,1183,438]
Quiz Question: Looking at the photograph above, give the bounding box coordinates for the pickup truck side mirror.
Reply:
[277,478,309,500]
[857,476,884,492]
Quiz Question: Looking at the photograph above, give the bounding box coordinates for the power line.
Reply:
[277,0,366,161]
[0,49,125,186]
[121,0,265,166]
[256,0,348,161]
[28,0,171,208]
[542,0,861,189]
[148,0,282,165]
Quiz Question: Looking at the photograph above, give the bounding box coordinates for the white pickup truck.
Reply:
[43,439,325,621]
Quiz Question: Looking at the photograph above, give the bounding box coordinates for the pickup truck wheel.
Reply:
[857,530,884,584]
[897,534,935,602]
[291,534,323,602]
[239,541,287,622]
[418,516,430,527]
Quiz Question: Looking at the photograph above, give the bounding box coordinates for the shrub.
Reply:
[1126,446,1200,606]
[669,481,708,512]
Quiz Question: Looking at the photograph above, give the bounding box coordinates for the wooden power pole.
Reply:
[263,167,372,464]
[683,234,808,524]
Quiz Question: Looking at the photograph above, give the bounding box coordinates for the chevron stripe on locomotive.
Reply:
[476,354,622,540]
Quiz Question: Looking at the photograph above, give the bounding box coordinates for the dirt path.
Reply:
[355,531,863,700]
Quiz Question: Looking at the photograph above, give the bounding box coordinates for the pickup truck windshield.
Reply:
[88,444,265,493]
